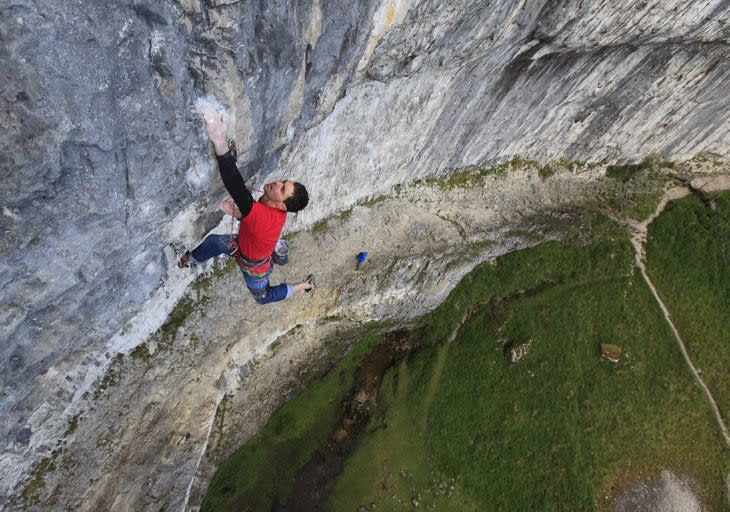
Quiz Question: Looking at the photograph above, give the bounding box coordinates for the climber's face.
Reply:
[261,180,294,210]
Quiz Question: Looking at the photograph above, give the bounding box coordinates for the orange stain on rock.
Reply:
[384,1,396,28]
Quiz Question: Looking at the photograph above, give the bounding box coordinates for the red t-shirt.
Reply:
[238,201,287,274]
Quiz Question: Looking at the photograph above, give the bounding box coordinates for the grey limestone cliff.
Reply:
[0,0,728,510]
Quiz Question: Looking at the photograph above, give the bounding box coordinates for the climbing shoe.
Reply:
[177,251,194,268]
[304,274,316,293]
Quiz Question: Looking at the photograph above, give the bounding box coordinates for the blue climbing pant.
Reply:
[189,234,293,305]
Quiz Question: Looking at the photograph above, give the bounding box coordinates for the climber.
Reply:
[177,106,315,304]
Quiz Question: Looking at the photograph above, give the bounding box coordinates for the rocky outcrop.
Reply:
[0,0,728,510]
[613,470,707,512]
[600,343,624,363]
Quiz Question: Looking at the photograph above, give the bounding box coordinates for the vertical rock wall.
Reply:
[0,0,728,509]
[282,0,730,223]
[1,0,380,506]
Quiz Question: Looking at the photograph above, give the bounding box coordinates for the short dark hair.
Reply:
[284,182,309,212]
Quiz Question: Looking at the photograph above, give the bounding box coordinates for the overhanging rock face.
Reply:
[1,0,728,510]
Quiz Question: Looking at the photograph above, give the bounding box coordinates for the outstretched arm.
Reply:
[216,153,253,218]
[201,106,254,218]
[201,106,229,156]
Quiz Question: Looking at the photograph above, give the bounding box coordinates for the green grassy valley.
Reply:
[202,191,730,511]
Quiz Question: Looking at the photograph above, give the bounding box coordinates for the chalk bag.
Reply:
[272,239,290,265]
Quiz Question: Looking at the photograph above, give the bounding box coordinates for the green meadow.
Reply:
[203,192,730,511]
[645,191,730,429]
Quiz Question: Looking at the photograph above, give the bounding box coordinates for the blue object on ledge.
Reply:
[356,252,369,270]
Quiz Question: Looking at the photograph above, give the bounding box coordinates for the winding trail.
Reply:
[625,178,730,447]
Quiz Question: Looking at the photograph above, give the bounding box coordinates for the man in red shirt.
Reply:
[178,107,314,304]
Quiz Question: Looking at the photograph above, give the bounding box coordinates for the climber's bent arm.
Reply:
[217,153,254,219]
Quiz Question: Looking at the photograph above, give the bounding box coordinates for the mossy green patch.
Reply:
[605,156,675,183]
[94,353,125,398]
[420,160,520,189]
[537,158,579,179]
[129,342,151,360]
[599,156,678,221]
[339,208,353,222]
[360,194,389,207]
[310,218,330,235]
[193,259,236,293]
[21,447,64,504]
[598,175,671,222]
[64,414,81,437]
[153,297,194,352]
[207,394,232,463]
